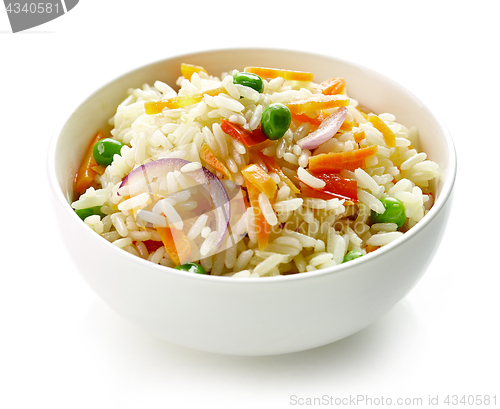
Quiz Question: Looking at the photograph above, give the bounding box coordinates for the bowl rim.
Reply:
[47,47,457,285]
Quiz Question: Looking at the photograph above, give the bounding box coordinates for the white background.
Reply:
[1,1,499,408]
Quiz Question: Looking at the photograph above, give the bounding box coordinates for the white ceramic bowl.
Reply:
[47,49,456,356]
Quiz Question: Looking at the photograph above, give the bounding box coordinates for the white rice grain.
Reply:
[388,178,413,195]
[293,253,307,273]
[234,84,260,102]
[234,249,254,272]
[274,236,302,251]
[253,254,284,276]
[297,167,325,189]
[371,223,398,232]
[212,123,229,158]
[113,237,133,249]
[249,105,263,130]
[213,95,245,112]
[309,252,334,267]
[111,213,129,237]
[273,198,303,213]
[304,198,327,210]
[328,229,348,264]
[355,168,383,196]
[136,210,167,227]
[276,137,287,159]
[232,270,252,278]
[276,185,292,203]
[201,226,212,239]
[357,189,385,214]
[401,152,427,170]
[200,230,218,257]
[181,162,202,172]
[222,75,240,100]
[283,152,299,165]
[366,232,403,246]
[129,230,153,241]
[231,138,247,155]
[150,246,166,264]
[154,198,183,230]
[259,193,278,226]
[283,229,317,248]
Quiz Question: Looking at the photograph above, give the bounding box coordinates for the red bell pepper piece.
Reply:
[220,119,268,147]
[301,172,358,202]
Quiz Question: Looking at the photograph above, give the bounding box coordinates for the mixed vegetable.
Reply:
[72,63,431,274]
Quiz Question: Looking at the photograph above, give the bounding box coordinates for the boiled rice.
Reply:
[71,63,440,277]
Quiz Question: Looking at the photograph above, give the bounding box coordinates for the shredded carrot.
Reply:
[257,152,300,194]
[180,63,207,81]
[308,145,378,173]
[145,86,227,114]
[368,114,395,147]
[246,180,271,250]
[365,245,379,253]
[293,109,352,131]
[156,226,191,265]
[74,130,108,194]
[286,95,350,115]
[199,144,233,180]
[242,164,277,199]
[339,119,353,132]
[291,112,325,127]
[353,129,366,143]
[243,66,313,82]
[317,77,345,95]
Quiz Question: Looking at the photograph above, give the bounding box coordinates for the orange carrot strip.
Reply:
[353,129,366,143]
[156,226,191,265]
[293,109,352,131]
[244,66,313,82]
[246,180,271,250]
[286,95,350,115]
[308,145,378,173]
[242,164,277,199]
[200,144,233,180]
[74,130,108,194]
[291,112,325,127]
[317,77,345,95]
[368,114,396,148]
[339,119,353,132]
[181,63,207,81]
[365,245,379,253]
[257,152,300,194]
[145,86,227,114]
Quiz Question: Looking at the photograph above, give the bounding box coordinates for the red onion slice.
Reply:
[297,106,348,150]
[119,158,231,250]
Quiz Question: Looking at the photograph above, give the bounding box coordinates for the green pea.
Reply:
[232,72,264,93]
[371,197,406,229]
[75,206,103,221]
[261,103,292,140]
[93,138,125,167]
[174,262,207,275]
[343,250,364,263]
